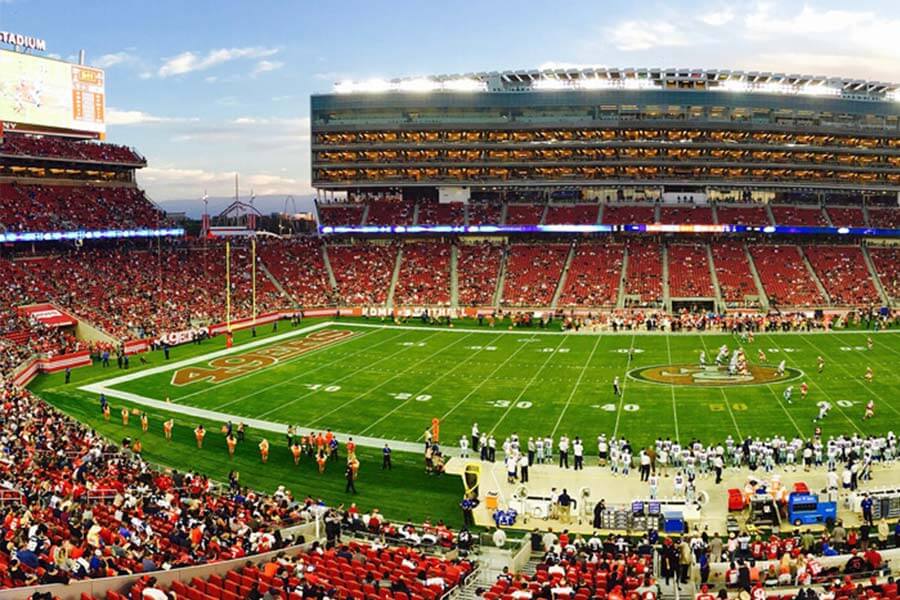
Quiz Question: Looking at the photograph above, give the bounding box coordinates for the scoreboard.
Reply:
[0,49,105,135]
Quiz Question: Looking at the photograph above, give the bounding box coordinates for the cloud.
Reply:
[165,117,310,152]
[106,108,198,126]
[698,7,735,26]
[138,166,312,200]
[743,2,872,39]
[607,20,691,51]
[92,51,137,69]
[251,60,284,77]
[157,46,278,77]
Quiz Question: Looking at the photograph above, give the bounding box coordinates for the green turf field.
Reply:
[30,318,900,526]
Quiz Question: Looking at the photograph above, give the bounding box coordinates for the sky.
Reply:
[1,0,898,213]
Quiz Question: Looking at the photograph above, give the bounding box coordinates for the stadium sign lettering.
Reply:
[0,31,47,51]
[629,364,803,387]
[171,329,354,386]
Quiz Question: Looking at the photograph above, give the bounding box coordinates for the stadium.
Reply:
[1,19,900,600]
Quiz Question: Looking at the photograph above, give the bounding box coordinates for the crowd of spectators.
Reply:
[558,242,624,308]
[668,244,714,298]
[393,242,451,306]
[501,244,569,307]
[0,134,144,164]
[748,245,825,307]
[804,247,881,306]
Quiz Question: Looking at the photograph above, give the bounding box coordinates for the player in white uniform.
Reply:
[777,360,787,376]
[699,351,707,367]
[459,435,469,459]
[783,386,794,405]
[815,401,831,422]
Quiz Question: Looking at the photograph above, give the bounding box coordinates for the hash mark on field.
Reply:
[211,329,403,412]
[612,333,637,440]
[550,333,603,438]
[360,333,506,436]
[301,331,474,425]
[488,335,569,436]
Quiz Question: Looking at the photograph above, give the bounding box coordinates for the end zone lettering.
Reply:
[171,329,353,386]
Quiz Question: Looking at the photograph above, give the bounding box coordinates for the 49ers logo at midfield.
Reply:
[629,364,803,387]
[171,329,354,386]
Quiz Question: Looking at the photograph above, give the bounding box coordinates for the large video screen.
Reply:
[0,49,105,134]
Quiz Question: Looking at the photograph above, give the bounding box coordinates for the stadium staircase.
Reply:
[616,245,628,309]
[499,202,508,225]
[258,261,298,308]
[862,202,873,227]
[549,241,576,309]
[861,244,891,305]
[450,243,459,306]
[596,202,604,224]
[764,203,777,225]
[705,242,725,312]
[743,241,770,309]
[654,204,661,224]
[538,203,549,225]
[800,246,832,305]
[386,245,404,307]
[710,203,719,224]
[492,245,509,306]
[360,202,371,225]
[821,205,834,226]
[321,243,338,289]
[411,200,421,225]
[661,242,672,312]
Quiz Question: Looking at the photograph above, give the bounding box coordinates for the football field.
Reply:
[82,319,900,450]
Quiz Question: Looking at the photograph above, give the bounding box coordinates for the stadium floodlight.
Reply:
[442,78,486,92]
[397,78,439,93]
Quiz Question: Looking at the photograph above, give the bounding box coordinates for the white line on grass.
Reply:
[762,384,805,436]
[211,329,409,412]
[359,332,508,436]
[664,333,681,443]
[763,334,864,434]
[297,331,475,425]
[793,334,900,419]
[611,332,637,440]
[696,335,743,440]
[550,333,603,439]
[487,335,570,437]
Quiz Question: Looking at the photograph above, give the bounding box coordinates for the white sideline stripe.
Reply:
[330,322,900,337]
[74,386,428,455]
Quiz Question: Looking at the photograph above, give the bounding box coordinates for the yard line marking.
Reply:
[611,332,637,440]
[297,331,475,425]
[761,383,804,436]
[763,334,864,434]
[211,329,407,411]
[664,333,680,444]
[697,335,743,440]
[488,335,570,436]
[426,336,538,431]
[550,333,603,439]
[359,333,507,436]
[793,334,900,419]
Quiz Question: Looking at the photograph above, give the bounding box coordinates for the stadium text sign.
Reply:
[629,364,803,387]
[0,31,46,51]
[171,329,354,386]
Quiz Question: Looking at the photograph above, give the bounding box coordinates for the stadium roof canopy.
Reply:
[334,67,900,102]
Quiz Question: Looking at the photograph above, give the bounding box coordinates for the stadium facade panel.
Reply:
[311,70,900,191]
